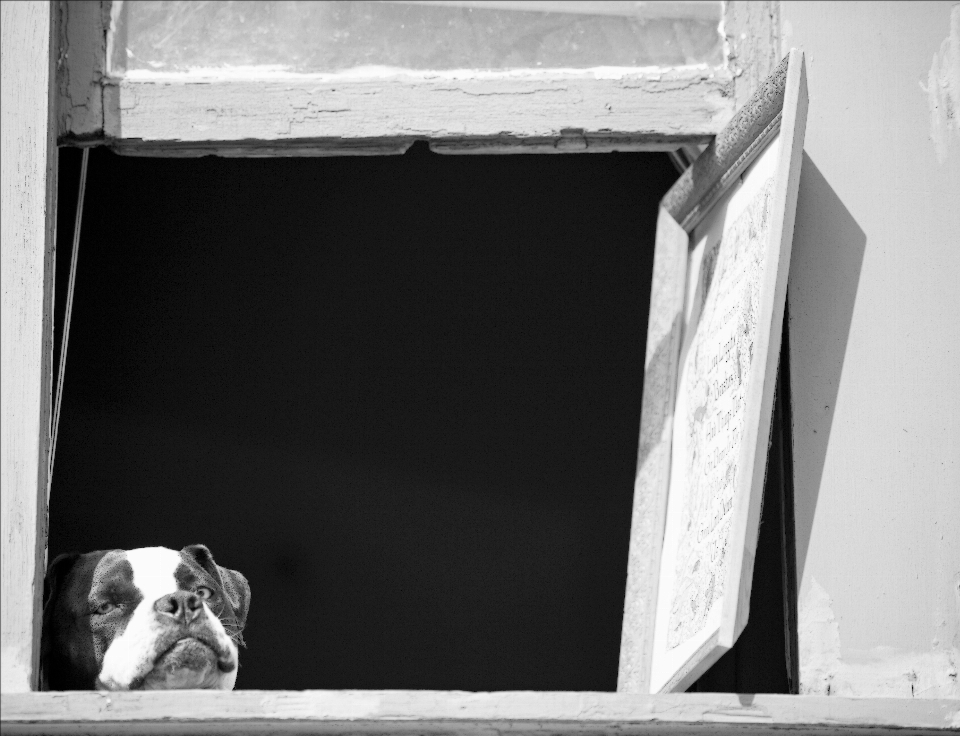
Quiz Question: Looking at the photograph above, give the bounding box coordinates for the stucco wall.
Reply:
[782,1,960,698]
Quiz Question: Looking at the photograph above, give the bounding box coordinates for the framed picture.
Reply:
[619,49,809,694]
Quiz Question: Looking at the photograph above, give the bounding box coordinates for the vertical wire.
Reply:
[49,147,90,482]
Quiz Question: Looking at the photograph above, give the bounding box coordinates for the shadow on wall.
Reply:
[788,152,866,586]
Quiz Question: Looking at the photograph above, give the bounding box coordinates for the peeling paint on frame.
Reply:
[921,5,960,164]
[800,577,960,699]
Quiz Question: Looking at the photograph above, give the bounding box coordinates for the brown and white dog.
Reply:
[41,545,250,691]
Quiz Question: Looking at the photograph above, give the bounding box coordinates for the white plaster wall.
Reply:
[782,1,960,698]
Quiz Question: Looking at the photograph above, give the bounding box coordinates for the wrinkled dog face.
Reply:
[41,545,250,691]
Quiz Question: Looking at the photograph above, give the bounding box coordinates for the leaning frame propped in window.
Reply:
[618,49,808,694]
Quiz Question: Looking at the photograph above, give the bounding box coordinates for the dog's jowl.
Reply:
[41,545,250,690]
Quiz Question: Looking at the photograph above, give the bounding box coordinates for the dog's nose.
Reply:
[154,590,203,623]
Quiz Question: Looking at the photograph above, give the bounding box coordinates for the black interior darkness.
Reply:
[49,145,793,692]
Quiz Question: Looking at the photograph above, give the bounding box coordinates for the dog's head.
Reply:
[41,545,250,691]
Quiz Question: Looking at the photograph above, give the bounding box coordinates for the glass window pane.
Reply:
[111,1,724,76]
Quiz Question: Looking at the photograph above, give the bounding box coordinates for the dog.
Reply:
[41,544,249,691]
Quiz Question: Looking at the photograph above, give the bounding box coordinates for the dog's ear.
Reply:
[44,553,80,611]
[181,544,250,646]
[41,553,81,690]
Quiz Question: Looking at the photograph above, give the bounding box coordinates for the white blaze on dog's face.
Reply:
[97,548,237,690]
[41,545,250,691]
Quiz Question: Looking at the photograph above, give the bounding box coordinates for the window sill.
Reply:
[2,690,957,734]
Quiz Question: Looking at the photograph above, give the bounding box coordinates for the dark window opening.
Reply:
[50,143,793,692]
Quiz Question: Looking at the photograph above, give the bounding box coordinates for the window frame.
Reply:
[2,689,956,734]
[3,1,957,732]
[58,0,771,156]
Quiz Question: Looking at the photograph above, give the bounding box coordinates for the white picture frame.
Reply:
[619,49,809,694]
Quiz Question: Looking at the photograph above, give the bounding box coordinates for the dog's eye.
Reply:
[95,602,116,615]
[195,586,214,601]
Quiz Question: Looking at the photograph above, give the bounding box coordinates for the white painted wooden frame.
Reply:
[57,1,780,156]
[6,2,958,733]
[619,50,807,695]
[1,0,58,698]
[3,690,958,734]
